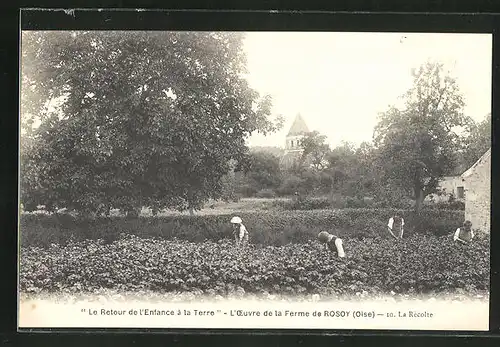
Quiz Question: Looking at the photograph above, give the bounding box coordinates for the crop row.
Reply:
[19,233,489,297]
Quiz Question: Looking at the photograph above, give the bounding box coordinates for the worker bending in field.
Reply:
[230,216,249,246]
[453,220,474,244]
[387,213,404,240]
[317,231,345,258]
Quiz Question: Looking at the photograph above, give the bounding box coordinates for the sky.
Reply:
[243,32,492,149]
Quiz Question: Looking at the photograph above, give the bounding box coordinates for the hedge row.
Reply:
[272,197,465,211]
[20,208,465,248]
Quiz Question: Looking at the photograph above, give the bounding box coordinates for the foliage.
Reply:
[460,113,491,169]
[325,142,358,189]
[291,140,379,199]
[238,151,282,193]
[274,197,333,210]
[218,174,239,203]
[370,182,414,209]
[373,61,469,212]
[266,140,379,199]
[19,234,489,296]
[249,146,285,158]
[274,194,460,214]
[255,189,277,199]
[273,195,375,210]
[275,174,307,196]
[300,131,331,170]
[428,200,465,211]
[20,31,282,216]
[20,209,465,248]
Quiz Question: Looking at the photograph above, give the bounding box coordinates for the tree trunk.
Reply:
[151,206,159,216]
[126,207,140,219]
[78,209,97,221]
[414,188,424,214]
[413,186,426,233]
[413,165,425,215]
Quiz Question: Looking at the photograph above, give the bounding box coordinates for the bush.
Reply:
[327,195,348,209]
[274,194,417,210]
[272,197,332,210]
[426,200,465,211]
[237,184,259,198]
[345,196,368,208]
[275,175,305,196]
[351,216,388,239]
[20,208,465,248]
[255,189,276,199]
[372,198,414,210]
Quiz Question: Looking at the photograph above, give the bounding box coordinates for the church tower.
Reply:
[284,113,310,154]
[281,113,310,169]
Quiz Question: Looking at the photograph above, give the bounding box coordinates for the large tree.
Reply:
[20,31,282,216]
[373,61,469,213]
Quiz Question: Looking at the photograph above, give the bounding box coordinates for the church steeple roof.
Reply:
[287,113,310,136]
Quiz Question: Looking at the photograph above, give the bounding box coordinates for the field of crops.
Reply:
[20,233,490,299]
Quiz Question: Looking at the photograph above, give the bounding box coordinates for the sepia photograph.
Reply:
[18,29,491,330]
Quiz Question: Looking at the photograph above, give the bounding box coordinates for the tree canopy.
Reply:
[461,113,491,169]
[373,61,469,212]
[300,131,331,170]
[20,31,282,215]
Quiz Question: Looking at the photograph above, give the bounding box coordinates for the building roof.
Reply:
[287,113,310,136]
[461,148,491,179]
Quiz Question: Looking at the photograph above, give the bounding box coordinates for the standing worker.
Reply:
[230,216,249,246]
[387,212,405,239]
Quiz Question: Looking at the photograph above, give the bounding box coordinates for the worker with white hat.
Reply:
[317,231,345,258]
[230,216,249,246]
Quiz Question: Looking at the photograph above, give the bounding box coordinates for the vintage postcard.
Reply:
[18,27,491,331]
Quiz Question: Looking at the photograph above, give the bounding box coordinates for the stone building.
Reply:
[280,113,310,169]
[425,175,465,203]
[461,148,491,233]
